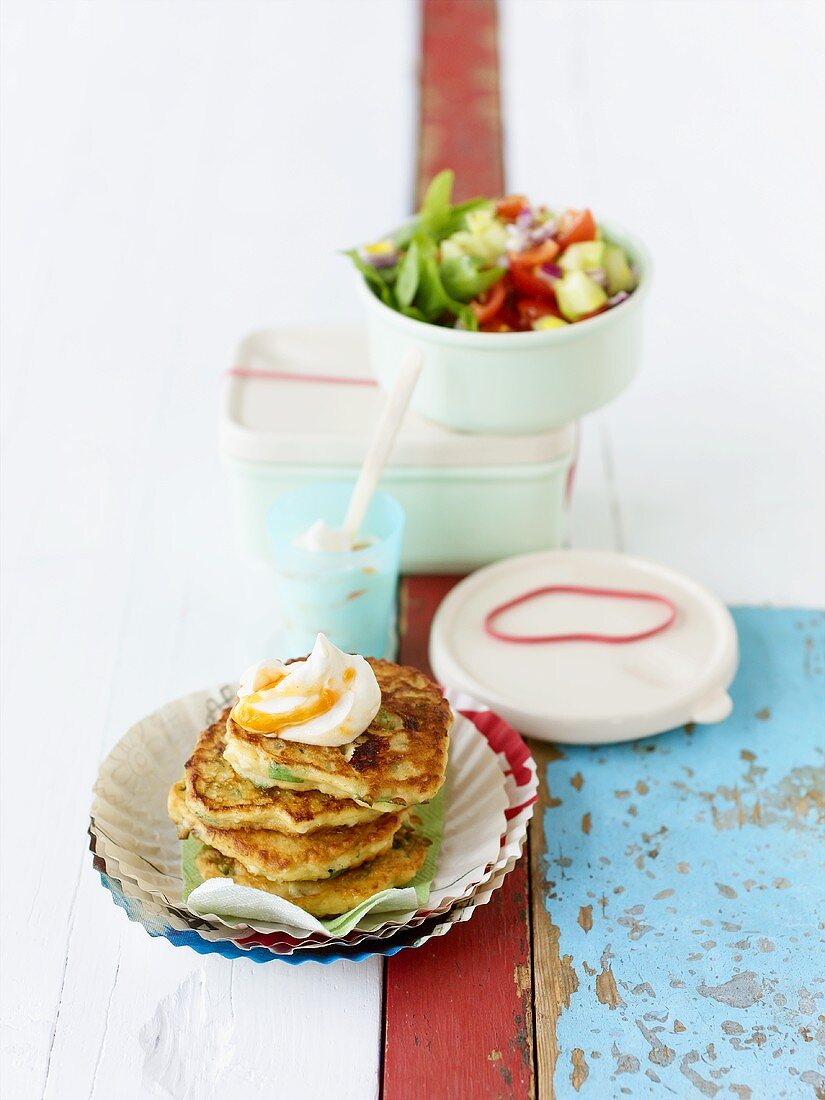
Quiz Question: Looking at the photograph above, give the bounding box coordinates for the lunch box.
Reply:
[360,221,651,435]
[220,326,576,573]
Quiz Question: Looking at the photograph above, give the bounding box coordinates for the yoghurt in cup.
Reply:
[267,483,404,659]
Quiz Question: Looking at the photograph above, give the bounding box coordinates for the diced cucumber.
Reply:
[559,241,606,273]
[533,315,569,331]
[603,243,636,295]
[555,271,608,321]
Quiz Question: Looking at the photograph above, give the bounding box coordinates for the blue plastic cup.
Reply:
[267,483,405,659]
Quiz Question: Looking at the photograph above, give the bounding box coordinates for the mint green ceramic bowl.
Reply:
[359,222,650,435]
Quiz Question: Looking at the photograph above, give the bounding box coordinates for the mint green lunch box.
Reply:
[220,327,575,574]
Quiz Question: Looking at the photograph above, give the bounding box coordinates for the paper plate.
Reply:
[91,782,529,956]
[93,831,519,964]
[98,867,451,964]
[431,549,738,745]
[90,834,413,955]
[90,688,537,944]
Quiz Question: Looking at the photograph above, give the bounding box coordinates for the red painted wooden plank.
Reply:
[416,0,505,203]
[383,858,534,1100]
[397,573,459,673]
[383,576,535,1100]
[383,6,536,1095]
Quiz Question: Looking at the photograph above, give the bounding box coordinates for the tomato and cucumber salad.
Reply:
[346,171,637,333]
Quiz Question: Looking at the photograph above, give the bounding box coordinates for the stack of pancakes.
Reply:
[168,659,452,917]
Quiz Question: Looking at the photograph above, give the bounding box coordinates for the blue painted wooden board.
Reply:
[536,607,824,1098]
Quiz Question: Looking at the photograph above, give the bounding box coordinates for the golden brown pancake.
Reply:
[184,712,381,833]
[195,826,428,916]
[169,780,405,882]
[223,659,452,810]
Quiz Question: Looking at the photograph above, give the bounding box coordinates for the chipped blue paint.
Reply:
[542,608,825,1098]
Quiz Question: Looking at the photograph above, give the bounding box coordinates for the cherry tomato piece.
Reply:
[495,194,528,220]
[556,208,597,250]
[470,279,507,324]
[508,262,558,302]
[510,238,560,267]
[516,297,562,327]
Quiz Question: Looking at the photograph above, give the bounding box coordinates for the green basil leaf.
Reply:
[395,240,420,308]
[415,248,474,324]
[342,249,396,307]
[439,197,489,238]
[419,169,455,237]
[414,251,450,320]
[391,194,486,248]
[401,305,427,322]
[459,306,479,332]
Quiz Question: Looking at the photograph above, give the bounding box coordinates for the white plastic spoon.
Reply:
[342,347,423,541]
[293,348,424,551]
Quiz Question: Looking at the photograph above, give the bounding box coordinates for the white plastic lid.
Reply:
[429,549,738,745]
[220,326,575,468]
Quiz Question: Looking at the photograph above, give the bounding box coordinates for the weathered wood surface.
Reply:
[384,16,534,1087]
[528,607,825,1098]
[384,575,536,1099]
[383,858,535,1100]
[4,3,825,1098]
[0,6,416,1097]
[416,0,504,203]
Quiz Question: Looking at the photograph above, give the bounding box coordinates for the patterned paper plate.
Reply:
[90,829,435,953]
[90,689,537,956]
[91,798,528,956]
[94,839,518,965]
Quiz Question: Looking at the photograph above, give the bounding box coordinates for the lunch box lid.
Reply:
[220,326,576,468]
[429,549,738,746]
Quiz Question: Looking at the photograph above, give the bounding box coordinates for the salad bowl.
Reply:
[360,220,650,435]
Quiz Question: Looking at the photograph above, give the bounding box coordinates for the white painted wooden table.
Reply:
[2,2,823,1097]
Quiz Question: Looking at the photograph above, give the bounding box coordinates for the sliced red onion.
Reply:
[608,290,630,306]
[506,224,530,253]
[588,268,608,288]
[358,247,399,269]
[540,263,562,279]
[515,208,534,229]
[529,219,558,243]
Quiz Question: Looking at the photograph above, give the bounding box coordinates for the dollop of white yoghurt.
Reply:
[292,519,355,553]
[231,633,381,747]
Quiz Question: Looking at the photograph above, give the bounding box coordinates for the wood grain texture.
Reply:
[384,575,535,1099]
[0,4,416,1096]
[387,24,536,1088]
[528,741,579,1100]
[3,2,825,1097]
[416,0,504,203]
[383,859,535,1100]
[529,609,825,1098]
[397,573,461,673]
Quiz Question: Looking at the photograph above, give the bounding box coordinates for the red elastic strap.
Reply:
[227,367,377,387]
[483,584,677,645]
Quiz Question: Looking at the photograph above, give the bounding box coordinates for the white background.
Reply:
[2,2,823,1097]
